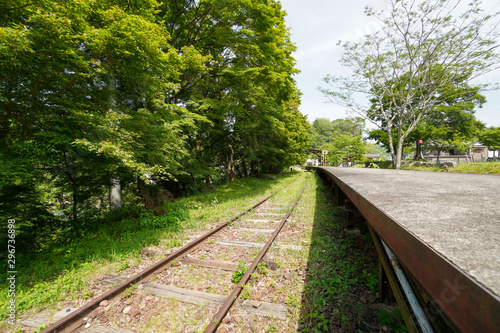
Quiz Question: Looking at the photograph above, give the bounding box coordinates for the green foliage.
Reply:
[364,142,388,157]
[403,162,500,174]
[0,0,203,248]
[121,285,137,299]
[118,262,130,272]
[240,285,251,300]
[377,309,408,332]
[33,322,47,333]
[231,261,248,284]
[267,324,278,332]
[257,262,269,276]
[82,289,93,300]
[362,268,378,292]
[158,0,309,182]
[0,0,307,254]
[309,117,365,149]
[138,202,188,229]
[479,127,500,151]
[368,76,486,162]
[326,134,366,165]
[308,117,367,165]
[302,311,329,331]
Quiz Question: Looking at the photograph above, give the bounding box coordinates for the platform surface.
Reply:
[321,167,500,298]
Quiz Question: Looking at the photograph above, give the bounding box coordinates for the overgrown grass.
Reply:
[354,160,500,174]
[299,173,386,332]
[402,161,500,174]
[0,171,302,325]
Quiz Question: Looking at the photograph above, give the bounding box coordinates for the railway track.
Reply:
[38,175,310,333]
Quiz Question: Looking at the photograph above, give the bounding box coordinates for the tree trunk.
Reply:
[395,139,404,170]
[204,176,211,192]
[71,178,78,222]
[236,163,244,179]
[65,171,78,222]
[63,152,78,222]
[137,177,153,211]
[228,164,236,181]
[109,177,122,210]
[386,125,397,169]
[242,159,248,177]
[414,140,423,160]
[226,144,236,181]
[250,161,258,176]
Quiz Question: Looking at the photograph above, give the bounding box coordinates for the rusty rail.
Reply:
[41,194,274,333]
[204,178,309,332]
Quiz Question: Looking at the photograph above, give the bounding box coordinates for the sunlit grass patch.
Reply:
[402,161,500,174]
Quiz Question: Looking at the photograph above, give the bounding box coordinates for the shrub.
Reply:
[139,202,188,229]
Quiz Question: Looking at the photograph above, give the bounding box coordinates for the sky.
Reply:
[280,0,500,127]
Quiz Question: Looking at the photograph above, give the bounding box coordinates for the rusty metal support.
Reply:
[368,226,420,333]
[204,179,309,332]
[336,187,346,207]
[344,199,356,224]
[41,194,274,333]
[381,239,434,333]
[344,199,356,212]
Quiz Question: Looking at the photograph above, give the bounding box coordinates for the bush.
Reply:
[139,201,188,229]
[365,161,392,169]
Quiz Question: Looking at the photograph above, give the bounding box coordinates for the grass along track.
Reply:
[1,172,302,332]
[4,170,403,332]
[42,173,309,332]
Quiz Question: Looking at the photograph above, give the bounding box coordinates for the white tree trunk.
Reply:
[395,140,404,170]
[109,178,122,210]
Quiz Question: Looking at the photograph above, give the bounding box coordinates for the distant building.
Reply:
[468,144,489,162]
[305,159,319,166]
[425,143,493,162]
[363,154,380,160]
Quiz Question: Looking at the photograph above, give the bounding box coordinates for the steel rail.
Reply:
[317,167,500,333]
[204,177,309,332]
[41,194,274,333]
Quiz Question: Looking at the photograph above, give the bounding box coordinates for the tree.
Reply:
[309,118,335,148]
[331,117,365,137]
[0,1,205,225]
[308,117,366,165]
[326,134,366,166]
[159,0,307,181]
[309,117,364,148]
[0,0,307,243]
[479,127,500,158]
[321,0,500,169]
[368,77,486,160]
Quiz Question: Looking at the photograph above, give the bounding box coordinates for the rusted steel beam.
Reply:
[204,179,309,332]
[318,167,500,333]
[368,226,420,333]
[40,194,274,333]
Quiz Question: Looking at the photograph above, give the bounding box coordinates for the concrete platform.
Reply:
[318,167,500,332]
